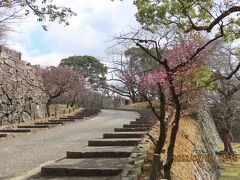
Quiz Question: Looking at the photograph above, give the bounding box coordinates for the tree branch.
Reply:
[171,32,223,72]
[146,132,157,146]
[186,6,240,32]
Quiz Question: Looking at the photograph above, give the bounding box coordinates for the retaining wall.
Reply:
[0,46,47,125]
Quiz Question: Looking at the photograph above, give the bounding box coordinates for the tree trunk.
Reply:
[150,122,167,179]
[131,90,136,103]
[163,103,181,179]
[100,94,104,108]
[150,84,167,180]
[91,93,94,108]
[46,99,51,117]
[162,61,181,179]
[222,128,234,155]
[150,154,163,179]
[70,94,77,107]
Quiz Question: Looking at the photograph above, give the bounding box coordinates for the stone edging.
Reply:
[121,123,157,179]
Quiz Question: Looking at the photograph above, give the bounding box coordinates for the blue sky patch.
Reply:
[27,28,52,56]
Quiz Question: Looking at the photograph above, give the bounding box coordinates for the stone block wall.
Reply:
[0,46,47,125]
[191,104,222,180]
[0,45,22,60]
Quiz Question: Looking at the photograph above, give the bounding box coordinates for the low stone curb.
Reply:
[114,127,148,132]
[123,124,148,128]
[17,125,49,128]
[120,125,157,180]
[66,151,132,158]
[0,129,31,133]
[0,134,8,138]
[88,139,141,146]
[41,167,123,176]
[35,122,63,125]
[103,133,145,139]
[130,121,149,125]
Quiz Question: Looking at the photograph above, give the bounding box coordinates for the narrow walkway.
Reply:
[0,110,139,179]
[33,115,151,179]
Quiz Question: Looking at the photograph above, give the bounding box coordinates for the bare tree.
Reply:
[106,46,162,103]
[207,42,240,155]
[106,54,139,103]
[41,66,84,116]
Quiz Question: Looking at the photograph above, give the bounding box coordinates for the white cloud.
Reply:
[8,0,139,66]
[24,53,65,66]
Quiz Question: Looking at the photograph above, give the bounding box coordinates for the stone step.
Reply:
[0,132,17,138]
[114,127,148,132]
[136,119,149,122]
[60,117,84,120]
[17,125,49,129]
[130,121,149,125]
[81,114,93,117]
[41,158,126,176]
[48,119,75,123]
[0,129,31,133]
[35,122,64,125]
[67,115,84,117]
[30,175,120,179]
[0,134,7,138]
[103,132,145,139]
[80,113,95,115]
[69,116,85,118]
[67,146,134,158]
[67,151,131,158]
[136,117,148,120]
[68,146,135,152]
[138,116,149,119]
[123,124,148,128]
[88,139,141,146]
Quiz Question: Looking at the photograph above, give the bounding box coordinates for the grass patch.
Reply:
[219,143,240,180]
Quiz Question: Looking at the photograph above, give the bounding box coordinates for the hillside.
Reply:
[125,102,239,179]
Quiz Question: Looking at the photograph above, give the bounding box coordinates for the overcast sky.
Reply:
[8,0,139,66]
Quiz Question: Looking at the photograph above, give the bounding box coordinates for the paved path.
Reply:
[0,110,139,180]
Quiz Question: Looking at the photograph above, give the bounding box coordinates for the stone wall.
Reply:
[0,46,47,125]
[191,104,222,179]
[0,45,22,60]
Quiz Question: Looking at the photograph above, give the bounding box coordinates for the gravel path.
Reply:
[0,110,139,179]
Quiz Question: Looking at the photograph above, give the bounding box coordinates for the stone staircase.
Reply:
[37,114,154,179]
[0,109,101,139]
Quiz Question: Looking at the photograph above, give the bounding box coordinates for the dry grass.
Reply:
[49,104,79,117]
[124,101,160,109]
[170,118,197,180]
[140,117,198,180]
